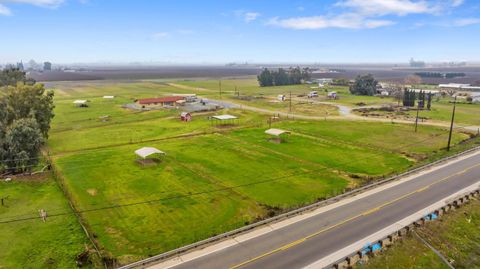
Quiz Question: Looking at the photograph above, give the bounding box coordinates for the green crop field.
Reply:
[37,79,477,265]
[0,174,92,269]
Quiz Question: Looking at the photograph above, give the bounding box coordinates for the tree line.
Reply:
[0,68,55,174]
[403,89,432,109]
[414,72,466,78]
[257,67,312,87]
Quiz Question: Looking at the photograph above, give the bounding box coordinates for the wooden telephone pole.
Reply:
[447,96,457,151]
[414,103,420,132]
[219,80,222,98]
[289,91,292,113]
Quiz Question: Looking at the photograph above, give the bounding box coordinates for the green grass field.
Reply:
[0,174,92,268]
[406,100,480,127]
[360,199,480,269]
[38,79,477,265]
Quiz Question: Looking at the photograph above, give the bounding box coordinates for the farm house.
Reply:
[137,96,185,108]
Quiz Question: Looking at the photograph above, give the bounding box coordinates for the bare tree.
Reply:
[390,84,404,105]
[404,75,423,86]
[445,89,456,97]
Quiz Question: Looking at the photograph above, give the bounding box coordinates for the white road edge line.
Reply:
[148,150,480,269]
[304,182,480,269]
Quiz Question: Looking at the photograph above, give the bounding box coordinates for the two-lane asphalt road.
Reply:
[148,150,480,269]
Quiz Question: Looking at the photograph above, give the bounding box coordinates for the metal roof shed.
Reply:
[135,147,166,159]
[265,128,290,143]
[211,115,238,126]
[265,128,290,136]
[212,115,238,120]
[73,100,88,107]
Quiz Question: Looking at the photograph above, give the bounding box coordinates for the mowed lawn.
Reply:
[0,175,91,269]
[46,80,474,265]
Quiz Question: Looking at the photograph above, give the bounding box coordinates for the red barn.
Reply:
[180,112,192,122]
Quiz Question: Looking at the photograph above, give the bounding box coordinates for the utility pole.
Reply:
[447,96,457,151]
[289,91,292,113]
[1,196,8,206]
[414,102,420,132]
[219,80,222,98]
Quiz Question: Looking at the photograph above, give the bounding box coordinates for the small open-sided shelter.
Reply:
[265,128,290,143]
[73,100,88,107]
[135,147,166,165]
[211,114,238,126]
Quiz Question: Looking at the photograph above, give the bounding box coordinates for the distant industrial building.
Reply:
[316,78,334,86]
[43,62,52,71]
[16,61,24,71]
[438,83,480,91]
[470,92,480,103]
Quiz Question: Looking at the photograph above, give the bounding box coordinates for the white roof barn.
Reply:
[73,100,87,104]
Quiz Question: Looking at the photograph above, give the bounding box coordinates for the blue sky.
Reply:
[0,0,479,64]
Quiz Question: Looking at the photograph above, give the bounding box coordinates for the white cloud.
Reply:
[234,10,260,23]
[0,3,11,15]
[0,0,64,7]
[0,0,63,15]
[268,13,395,29]
[266,0,461,30]
[453,18,480,26]
[336,0,433,16]
[151,32,170,40]
[244,12,260,22]
[451,0,464,7]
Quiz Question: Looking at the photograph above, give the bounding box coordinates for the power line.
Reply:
[0,126,465,225]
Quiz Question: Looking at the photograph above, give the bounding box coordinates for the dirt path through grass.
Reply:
[207,98,480,133]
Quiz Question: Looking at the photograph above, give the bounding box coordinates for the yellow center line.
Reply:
[229,163,480,269]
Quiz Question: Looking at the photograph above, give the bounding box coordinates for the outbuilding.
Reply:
[137,96,185,108]
[265,128,290,143]
[73,100,88,107]
[211,114,238,126]
[180,112,192,122]
[135,147,166,166]
[327,91,338,99]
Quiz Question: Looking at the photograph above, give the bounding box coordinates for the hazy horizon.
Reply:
[1,0,480,64]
